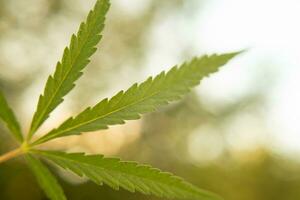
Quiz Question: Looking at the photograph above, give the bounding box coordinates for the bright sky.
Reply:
[142,0,300,157]
[195,0,300,155]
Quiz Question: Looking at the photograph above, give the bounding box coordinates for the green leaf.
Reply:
[25,154,66,200]
[28,0,110,138]
[34,150,222,200]
[0,90,23,142]
[34,52,240,145]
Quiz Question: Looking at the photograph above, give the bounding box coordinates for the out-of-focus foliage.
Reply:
[1,0,300,200]
[25,154,66,200]
[0,90,23,142]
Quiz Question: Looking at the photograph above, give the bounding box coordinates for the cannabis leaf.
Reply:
[25,154,66,200]
[0,90,23,142]
[33,150,221,200]
[28,0,110,138]
[0,0,244,199]
[33,52,239,145]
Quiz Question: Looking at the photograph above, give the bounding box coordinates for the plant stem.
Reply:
[0,148,23,164]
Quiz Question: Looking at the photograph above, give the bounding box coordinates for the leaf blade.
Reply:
[34,150,222,200]
[25,154,66,200]
[0,90,23,142]
[28,0,110,138]
[34,52,240,145]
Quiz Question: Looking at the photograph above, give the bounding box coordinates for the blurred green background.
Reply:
[1,0,300,199]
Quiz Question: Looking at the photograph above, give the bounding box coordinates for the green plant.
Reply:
[0,0,241,199]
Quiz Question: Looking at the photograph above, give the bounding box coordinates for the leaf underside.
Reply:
[0,90,23,142]
[28,0,110,138]
[25,154,67,200]
[34,52,240,145]
[34,150,222,200]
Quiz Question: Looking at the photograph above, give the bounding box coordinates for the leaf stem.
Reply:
[0,141,30,164]
[0,148,23,164]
